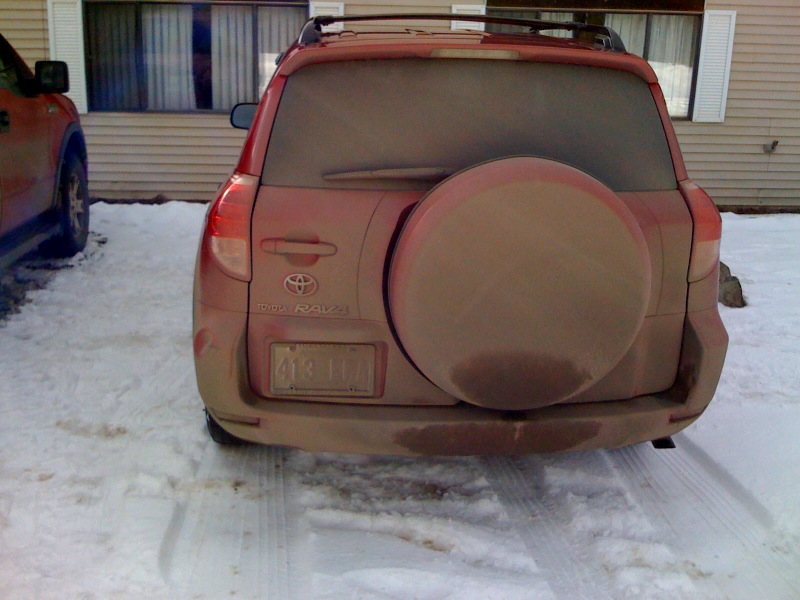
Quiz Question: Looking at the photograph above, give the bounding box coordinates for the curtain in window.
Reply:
[212,6,254,110]
[484,9,533,34]
[142,4,195,110]
[86,4,138,110]
[539,12,573,38]
[648,15,698,118]
[604,13,646,56]
[257,6,306,95]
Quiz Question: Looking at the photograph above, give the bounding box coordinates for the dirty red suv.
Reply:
[193,14,728,455]
[0,33,89,269]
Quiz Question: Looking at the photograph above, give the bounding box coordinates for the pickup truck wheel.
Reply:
[388,157,651,410]
[44,155,89,257]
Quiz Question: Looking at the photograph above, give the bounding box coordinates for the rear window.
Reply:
[262,58,676,192]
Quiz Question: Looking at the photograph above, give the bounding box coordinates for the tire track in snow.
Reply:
[258,446,294,600]
[610,436,800,600]
[161,444,302,599]
[483,456,615,600]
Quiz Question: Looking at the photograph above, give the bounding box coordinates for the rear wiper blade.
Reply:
[323,167,455,181]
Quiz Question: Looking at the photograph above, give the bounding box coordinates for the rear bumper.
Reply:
[198,306,727,456]
[210,393,701,456]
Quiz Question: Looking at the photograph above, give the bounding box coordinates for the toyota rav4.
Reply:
[193,14,728,455]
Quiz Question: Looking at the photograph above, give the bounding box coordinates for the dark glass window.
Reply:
[0,34,32,94]
[84,1,307,112]
[263,60,677,192]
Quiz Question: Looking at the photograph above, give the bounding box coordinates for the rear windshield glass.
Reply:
[262,58,676,192]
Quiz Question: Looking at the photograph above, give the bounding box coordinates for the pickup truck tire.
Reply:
[44,154,89,257]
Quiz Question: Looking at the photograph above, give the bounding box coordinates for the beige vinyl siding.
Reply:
[335,0,488,33]
[82,113,246,202]
[344,0,479,13]
[0,0,50,65]
[675,0,800,207]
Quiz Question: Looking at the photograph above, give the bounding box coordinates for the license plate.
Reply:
[270,343,376,397]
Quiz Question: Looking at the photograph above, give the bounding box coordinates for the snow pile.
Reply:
[686,213,800,539]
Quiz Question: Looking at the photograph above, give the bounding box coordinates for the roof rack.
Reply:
[298,13,627,52]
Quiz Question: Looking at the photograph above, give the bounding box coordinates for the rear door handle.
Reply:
[0,110,9,133]
[261,239,337,256]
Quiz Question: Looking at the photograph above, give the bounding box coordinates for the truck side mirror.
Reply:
[34,61,69,94]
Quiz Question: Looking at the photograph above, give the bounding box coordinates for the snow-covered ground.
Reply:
[1,203,798,599]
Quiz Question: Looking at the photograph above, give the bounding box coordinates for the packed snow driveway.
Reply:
[1,203,799,599]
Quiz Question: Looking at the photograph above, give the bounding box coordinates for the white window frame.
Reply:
[48,0,88,114]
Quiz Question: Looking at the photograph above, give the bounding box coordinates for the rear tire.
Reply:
[43,155,89,257]
[205,410,249,445]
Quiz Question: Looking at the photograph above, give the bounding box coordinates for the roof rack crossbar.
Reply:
[298,13,626,52]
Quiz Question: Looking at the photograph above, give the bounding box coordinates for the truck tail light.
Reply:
[205,173,259,281]
[680,181,722,283]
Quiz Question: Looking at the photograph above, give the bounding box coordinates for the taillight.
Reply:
[680,181,722,283]
[205,173,259,281]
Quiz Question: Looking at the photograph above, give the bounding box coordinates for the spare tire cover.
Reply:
[388,157,651,410]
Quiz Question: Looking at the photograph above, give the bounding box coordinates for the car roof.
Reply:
[277,16,658,84]
[310,30,611,52]
[299,14,627,51]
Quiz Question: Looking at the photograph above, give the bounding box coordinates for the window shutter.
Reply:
[48,0,87,114]
[309,2,345,33]
[451,4,486,32]
[692,10,736,123]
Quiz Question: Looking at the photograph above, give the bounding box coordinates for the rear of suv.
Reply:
[0,33,89,269]
[193,14,728,455]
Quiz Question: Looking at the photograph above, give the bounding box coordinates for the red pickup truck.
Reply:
[0,32,89,269]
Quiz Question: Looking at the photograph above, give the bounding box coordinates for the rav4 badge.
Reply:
[257,303,349,316]
[294,304,349,316]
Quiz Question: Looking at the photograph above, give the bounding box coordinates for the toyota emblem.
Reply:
[284,273,318,296]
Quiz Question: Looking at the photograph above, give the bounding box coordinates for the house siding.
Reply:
[0,0,49,66]
[81,113,246,202]
[675,0,800,207]
[341,0,480,14]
